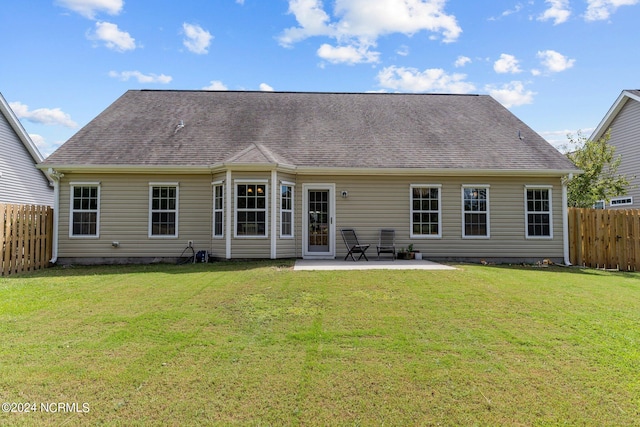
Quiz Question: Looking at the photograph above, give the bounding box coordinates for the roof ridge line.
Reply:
[136,89,482,97]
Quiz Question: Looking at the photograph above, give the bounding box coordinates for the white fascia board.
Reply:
[36,164,214,174]
[293,166,581,177]
[37,164,581,177]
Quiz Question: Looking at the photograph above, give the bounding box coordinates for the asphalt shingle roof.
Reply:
[43,90,578,172]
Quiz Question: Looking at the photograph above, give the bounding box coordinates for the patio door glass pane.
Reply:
[308,190,329,252]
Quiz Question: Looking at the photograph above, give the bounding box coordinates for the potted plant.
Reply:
[398,245,415,260]
[407,244,417,260]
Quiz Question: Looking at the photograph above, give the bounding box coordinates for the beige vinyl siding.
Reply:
[607,100,640,209]
[57,171,565,263]
[0,113,53,206]
[298,175,564,261]
[59,174,213,260]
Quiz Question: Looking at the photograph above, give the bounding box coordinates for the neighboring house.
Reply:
[590,89,640,209]
[40,90,579,265]
[0,92,53,206]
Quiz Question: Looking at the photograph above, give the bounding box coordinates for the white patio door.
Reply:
[303,184,335,259]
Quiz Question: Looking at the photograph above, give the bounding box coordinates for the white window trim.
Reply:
[610,196,633,207]
[410,184,442,239]
[280,181,295,239]
[524,185,553,239]
[148,182,179,239]
[69,182,101,239]
[461,184,490,239]
[212,180,224,239]
[234,179,269,239]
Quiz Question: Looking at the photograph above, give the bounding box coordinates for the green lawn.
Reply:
[1,261,639,426]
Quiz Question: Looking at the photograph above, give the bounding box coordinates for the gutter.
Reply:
[39,163,580,178]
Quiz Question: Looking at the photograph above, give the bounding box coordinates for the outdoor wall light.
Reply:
[341,191,348,198]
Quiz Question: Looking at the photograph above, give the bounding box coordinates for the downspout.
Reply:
[48,168,63,264]
[562,173,573,266]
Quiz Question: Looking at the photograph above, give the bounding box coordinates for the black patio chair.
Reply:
[377,229,396,260]
[341,228,370,261]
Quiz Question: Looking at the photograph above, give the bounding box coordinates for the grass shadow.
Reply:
[3,259,297,279]
[475,262,640,280]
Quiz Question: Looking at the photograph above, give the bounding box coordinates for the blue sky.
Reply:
[2,0,639,156]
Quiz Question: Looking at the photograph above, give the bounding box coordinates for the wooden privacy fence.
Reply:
[1,203,53,276]
[568,207,640,271]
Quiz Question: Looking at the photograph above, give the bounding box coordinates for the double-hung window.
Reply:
[525,186,552,238]
[410,184,441,238]
[280,183,294,238]
[462,185,489,238]
[149,183,179,238]
[70,183,100,237]
[236,181,267,237]
[213,182,224,238]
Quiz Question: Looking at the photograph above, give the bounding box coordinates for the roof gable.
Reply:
[223,143,291,166]
[591,89,640,141]
[43,90,578,174]
[0,92,45,164]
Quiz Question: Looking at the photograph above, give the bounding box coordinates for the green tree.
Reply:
[564,131,631,208]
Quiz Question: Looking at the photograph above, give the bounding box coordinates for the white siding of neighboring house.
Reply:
[606,99,640,209]
[56,171,565,264]
[0,111,53,206]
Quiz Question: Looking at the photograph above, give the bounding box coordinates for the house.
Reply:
[39,90,579,265]
[0,92,53,206]
[590,89,640,209]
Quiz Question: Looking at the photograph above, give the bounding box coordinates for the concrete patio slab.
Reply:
[294,259,457,271]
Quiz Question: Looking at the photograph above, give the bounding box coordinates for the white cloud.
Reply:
[538,129,593,152]
[396,45,410,56]
[585,0,639,21]
[485,81,535,108]
[279,0,462,63]
[279,0,334,46]
[493,54,522,74]
[56,0,123,19]
[454,55,471,67]
[28,133,63,157]
[317,42,380,64]
[182,23,213,54]
[488,4,524,21]
[259,83,275,91]
[377,65,476,93]
[90,21,136,51]
[9,102,78,128]
[203,80,228,90]
[537,49,575,72]
[108,71,172,84]
[332,0,462,42]
[538,0,571,24]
